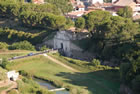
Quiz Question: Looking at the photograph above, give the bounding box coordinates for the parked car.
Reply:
[12,56,17,59]
[27,53,34,56]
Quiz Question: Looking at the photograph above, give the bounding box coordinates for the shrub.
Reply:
[19,70,33,79]
[0,58,9,69]
[91,59,101,66]
[0,69,7,81]
[9,41,35,51]
[40,45,48,51]
[0,42,8,50]
[7,89,18,94]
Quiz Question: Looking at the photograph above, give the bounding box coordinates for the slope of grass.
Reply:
[17,78,53,94]
[0,50,36,58]
[0,84,12,93]
[0,67,7,81]
[6,53,120,94]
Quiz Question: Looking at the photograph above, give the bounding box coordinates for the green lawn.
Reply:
[6,53,120,94]
[0,50,36,58]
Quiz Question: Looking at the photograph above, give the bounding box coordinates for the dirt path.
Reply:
[0,80,17,94]
[43,54,80,72]
[0,80,12,88]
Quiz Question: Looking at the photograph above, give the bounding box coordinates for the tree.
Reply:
[40,45,48,51]
[91,59,100,66]
[9,41,35,51]
[84,10,111,32]
[0,42,8,49]
[75,17,85,30]
[0,58,9,69]
[117,6,133,18]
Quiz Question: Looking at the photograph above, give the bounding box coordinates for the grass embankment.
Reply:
[0,50,37,58]
[0,67,7,81]
[16,78,53,94]
[0,85,12,93]
[6,51,120,94]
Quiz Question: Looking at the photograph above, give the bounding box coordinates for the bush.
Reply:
[0,42,8,50]
[17,79,52,94]
[0,58,9,69]
[0,68,7,81]
[91,59,100,66]
[9,41,35,51]
[7,89,18,94]
[40,45,48,51]
[19,70,33,79]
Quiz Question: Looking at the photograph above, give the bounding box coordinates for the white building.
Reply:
[90,0,103,4]
[53,31,88,56]
[7,70,19,81]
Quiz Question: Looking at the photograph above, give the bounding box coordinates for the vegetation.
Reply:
[92,59,100,66]
[0,42,8,50]
[0,0,139,93]
[9,41,35,51]
[77,10,140,94]
[7,89,18,94]
[76,10,139,63]
[19,11,67,30]
[0,85,12,94]
[40,45,48,51]
[17,77,53,94]
[0,1,73,30]
[49,53,116,72]
[0,58,10,69]
[117,6,133,18]
[0,28,42,45]
[0,50,36,58]
[0,67,7,81]
[44,0,73,13]
[75,17,85,30]
[6,54,120,94]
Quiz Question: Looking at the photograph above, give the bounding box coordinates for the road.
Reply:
[8,49,57,61]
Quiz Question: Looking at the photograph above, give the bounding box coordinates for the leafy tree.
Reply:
[7,89,18,94]
[45,0,73,13]
[0,42,8,49]
[40,45,48,51]
[117,6,133,18]
[0,28,40,45]
[9,41,35,51]
[75,17,85,30]
[0,58,9,69]
[91,59,100,66]
[84,10,111,32]
[64,18,75,29]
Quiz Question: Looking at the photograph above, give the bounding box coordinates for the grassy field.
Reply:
[5,51,120,94]
[0,50,37,58]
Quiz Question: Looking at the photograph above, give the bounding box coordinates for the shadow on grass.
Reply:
[56,69,120,94]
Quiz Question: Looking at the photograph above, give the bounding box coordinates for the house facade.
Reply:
[7,70,19,81]
[43,30,88,57]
